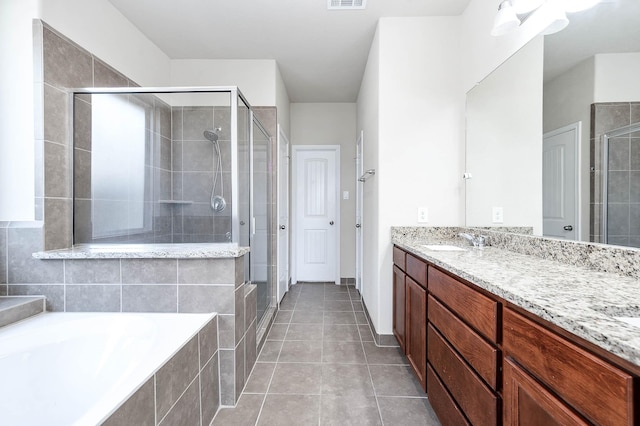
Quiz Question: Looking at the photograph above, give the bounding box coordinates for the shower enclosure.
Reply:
[602,121,640,247]
[71,87,273,324]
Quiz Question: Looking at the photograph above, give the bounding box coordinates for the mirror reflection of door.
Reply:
[543,123,580,240]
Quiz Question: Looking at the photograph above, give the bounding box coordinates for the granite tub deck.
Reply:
[33,243,250,259]
[393,237,640,368]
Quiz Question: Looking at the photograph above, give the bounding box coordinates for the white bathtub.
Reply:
[0,312,214,426]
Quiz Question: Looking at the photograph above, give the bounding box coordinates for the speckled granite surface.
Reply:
[392,227,640,367]
[33,243,250,259]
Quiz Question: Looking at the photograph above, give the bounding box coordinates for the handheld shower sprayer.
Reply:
[203,128,226,212]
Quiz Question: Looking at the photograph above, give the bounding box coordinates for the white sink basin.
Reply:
[615,317,640,328]
[422,245,466,252]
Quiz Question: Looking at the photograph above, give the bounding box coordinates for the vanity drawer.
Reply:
[393,246,406,270]
[428,324,498,426]
[504,308,634,426]
[428,295,499,390]
[406,253,427,288]
[427,364,471,426]
[428,266,499,342]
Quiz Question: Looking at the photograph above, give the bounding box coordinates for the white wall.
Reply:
[170,59,276,106]
[594,52,640,103]
[0,0,171,221]
[360,17,465,335]
[467,36,544,234]
[0,0,40,220]
[356,0,554,336]
[275,65,291,137]
[544,57,595,241]
[290,103,357,279]
[356,27,381,329]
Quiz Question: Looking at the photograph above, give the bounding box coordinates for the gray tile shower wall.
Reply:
[171,105,233,243]
[591,102,640,245]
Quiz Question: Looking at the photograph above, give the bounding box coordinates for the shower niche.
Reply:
[72,87,271,248]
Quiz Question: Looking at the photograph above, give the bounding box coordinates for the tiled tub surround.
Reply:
[28,247,252,407]
[392,226,640,367]
[0,312,219,426]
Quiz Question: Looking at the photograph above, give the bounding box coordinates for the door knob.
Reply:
[329,221,334,225]
[355,224,361,228]
[280,225,286,230]
[563,225,573,231]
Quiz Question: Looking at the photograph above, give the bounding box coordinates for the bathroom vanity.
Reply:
[392,229,640,426]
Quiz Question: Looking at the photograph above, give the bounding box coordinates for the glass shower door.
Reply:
[603,122,640,247]
[251,116,272,325]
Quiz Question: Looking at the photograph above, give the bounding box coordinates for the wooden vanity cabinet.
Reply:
[427,266,501,426]
[392,265,406,352]
[392,245,639,426]
[406,276,427,390]
[392,246,427,391]
[503,308,636,426]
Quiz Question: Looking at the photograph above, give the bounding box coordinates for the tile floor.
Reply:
[211,282,441,425]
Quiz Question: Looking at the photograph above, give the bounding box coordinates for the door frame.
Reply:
[291,145,341,285]
[355,131,364,294]
[276,124,290,303]
[542,122,581,240]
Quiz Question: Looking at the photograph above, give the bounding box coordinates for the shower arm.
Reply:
[358,169,376,182]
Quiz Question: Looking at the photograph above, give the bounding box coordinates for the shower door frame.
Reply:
[602,121,640,244]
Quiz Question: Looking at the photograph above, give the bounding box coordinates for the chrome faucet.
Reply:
[458,233,487,248]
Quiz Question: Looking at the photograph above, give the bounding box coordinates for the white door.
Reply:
[293,146,340,283]
[543,123,580,239]
[277,125,290,303]
[355,131,363,293]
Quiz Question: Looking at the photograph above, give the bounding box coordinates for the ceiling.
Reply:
[544,0,640,82]
[107,0,471,102]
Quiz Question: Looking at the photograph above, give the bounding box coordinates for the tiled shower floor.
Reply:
[212,282,441,425]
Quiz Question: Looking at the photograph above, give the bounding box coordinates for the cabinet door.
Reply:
[504,358,589,426]
[406,276,427,391]
[392,265,406,352]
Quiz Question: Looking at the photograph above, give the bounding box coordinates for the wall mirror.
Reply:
[465,0,640,248]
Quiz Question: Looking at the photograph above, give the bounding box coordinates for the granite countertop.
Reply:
[33,243,250,259]
[393,237,640,367]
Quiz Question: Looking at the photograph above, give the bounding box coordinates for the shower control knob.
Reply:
[329,221,334,226]
[280,225,286,230]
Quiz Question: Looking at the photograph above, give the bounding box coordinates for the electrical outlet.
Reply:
[492,207,504,223]
[418,207,429,223]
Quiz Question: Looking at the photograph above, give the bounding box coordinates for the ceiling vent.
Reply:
[328,0,366,10]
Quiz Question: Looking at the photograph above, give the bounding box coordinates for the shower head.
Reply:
[203,130,219,142]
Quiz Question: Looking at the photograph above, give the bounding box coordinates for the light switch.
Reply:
[343,191,349,200]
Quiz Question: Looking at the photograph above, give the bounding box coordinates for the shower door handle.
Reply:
[563,225,573,231]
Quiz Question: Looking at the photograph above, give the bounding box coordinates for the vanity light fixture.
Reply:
[511,0,545,14]
[491,1,521,36]
[491,0,599,36]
